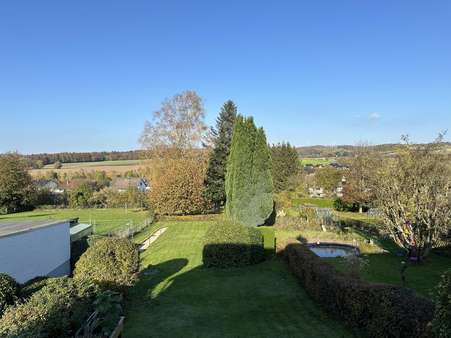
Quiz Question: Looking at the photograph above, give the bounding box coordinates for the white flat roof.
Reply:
[0,219,69,238]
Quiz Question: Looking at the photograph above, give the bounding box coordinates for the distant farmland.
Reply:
[30,159,146,176]
[300,157,335,166]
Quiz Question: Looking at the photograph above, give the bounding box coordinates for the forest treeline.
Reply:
[24,150,144,168]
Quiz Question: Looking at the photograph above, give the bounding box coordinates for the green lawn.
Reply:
[0,208,149,235]
[124,221,353,338]
[325,251,451,296]
[295,197,335,208]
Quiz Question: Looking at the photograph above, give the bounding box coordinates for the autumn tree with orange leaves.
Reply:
[140,91,212,215]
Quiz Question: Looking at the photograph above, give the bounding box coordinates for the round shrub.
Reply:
[203,220,264,268]
[432,269,451,338]
[0,277,98,338]
[74,237,139,291]
[0,273,20,316]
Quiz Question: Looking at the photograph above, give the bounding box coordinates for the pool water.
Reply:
[308,243,359,258]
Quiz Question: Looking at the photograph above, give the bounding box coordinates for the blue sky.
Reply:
[1,1,450,154]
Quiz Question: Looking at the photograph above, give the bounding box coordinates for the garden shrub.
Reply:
[19,276,49,299]
[0,273,20,317]
[71,237,90,270]
[281,242,434,338]
[74,237,139,291]
[0,277,98,338]
[203,220,265,268]
[432,269,451,338]
[333,198,358,212]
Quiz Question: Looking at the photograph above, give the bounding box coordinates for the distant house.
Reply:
[111,177,150,193]
[35,179,65,193]
[0,219,92,283]
[309,187,326,198]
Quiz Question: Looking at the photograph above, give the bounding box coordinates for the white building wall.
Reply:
[0,222,70,283]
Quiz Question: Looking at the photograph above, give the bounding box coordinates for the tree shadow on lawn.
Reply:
[124,258,354,338]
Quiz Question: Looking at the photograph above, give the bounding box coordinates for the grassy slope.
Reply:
[0,208,149,235]
[124,221,353,338]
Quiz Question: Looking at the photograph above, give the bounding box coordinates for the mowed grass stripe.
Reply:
[124,221,353,338]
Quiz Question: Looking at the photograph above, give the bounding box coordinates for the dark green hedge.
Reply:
[74,237,139,291]
[432,269,451,338]
[0,277,98,338]
[0,273,20,317]
[282,243,434,338]
[203,220,265,268]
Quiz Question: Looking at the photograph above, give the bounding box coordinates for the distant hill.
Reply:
[296,143,451,158]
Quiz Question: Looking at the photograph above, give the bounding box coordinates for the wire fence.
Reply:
[85,216,154,239]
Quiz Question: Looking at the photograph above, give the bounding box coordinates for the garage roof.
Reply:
[0,219,69,238]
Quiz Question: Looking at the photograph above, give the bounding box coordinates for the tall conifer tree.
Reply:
[225,116,273,226]
[270,142,300,192]
[204,100,237,209]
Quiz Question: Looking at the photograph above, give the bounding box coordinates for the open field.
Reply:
[299,157,335,166]
[29,159,146,177]
[0,208,149,235]
[124,220,353,338]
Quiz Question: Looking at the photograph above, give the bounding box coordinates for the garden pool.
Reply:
[307,243,360,258]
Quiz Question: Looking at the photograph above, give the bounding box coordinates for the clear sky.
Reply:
[1,1,450,154]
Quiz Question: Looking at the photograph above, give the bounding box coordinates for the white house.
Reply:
[111,177,150,193]
[0,220,74,283]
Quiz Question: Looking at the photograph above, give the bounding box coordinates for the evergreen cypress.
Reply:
[204,100,237,209]
[225,116,274,226]
[270,142,300,192]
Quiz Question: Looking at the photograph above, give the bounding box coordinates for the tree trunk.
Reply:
[358,204,363,213]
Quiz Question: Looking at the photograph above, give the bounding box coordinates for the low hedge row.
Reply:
[282,242,434,338]
[203,220,265,268]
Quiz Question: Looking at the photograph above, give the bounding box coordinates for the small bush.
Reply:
[281,242,434,338]
[0,277,98,338]
[432,269,451,338]
[74,237,139,291]
[0,273,20,317]
[19,276,49,299]
[203,220,265,268]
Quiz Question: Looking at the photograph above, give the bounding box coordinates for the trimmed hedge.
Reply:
[0,273,20,317]
[74,237,139,291]
[432,269,451,338]
[282,242,434,338]
[0,277,98,338]
[203,220,265,268]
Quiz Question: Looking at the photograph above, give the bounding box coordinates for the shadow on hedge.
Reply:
[202,243,266,268]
